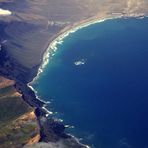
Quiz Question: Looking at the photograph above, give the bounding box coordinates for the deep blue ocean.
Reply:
[33,18,148,148]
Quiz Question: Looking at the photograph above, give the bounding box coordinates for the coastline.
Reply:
[27,15,120,148]
[27,13,147,147]
[30,12,146,83]
[30,16,119,81]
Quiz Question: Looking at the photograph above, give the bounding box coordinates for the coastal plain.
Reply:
[0,0,148,148]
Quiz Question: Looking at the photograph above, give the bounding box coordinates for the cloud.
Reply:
[0,8,12,16]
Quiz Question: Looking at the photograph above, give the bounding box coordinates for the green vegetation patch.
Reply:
[0,121,37,148]
[0,85,38,148]
[0,86,15,98]
[0,96,31,124]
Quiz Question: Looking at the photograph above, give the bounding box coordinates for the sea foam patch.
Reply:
[0,8,12,16]
[74,59,86,66]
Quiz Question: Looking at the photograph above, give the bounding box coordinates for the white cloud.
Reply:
[0,8,12,16]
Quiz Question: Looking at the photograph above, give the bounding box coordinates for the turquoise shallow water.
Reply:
[33,17,148,148]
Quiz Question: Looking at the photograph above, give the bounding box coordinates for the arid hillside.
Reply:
[0,0,147,69]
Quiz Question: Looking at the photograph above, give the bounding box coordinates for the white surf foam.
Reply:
[74,59,86,66]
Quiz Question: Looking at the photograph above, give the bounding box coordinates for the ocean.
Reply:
[32,17,148,148]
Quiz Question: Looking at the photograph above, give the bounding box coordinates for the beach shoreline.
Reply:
[30,12,146,83]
